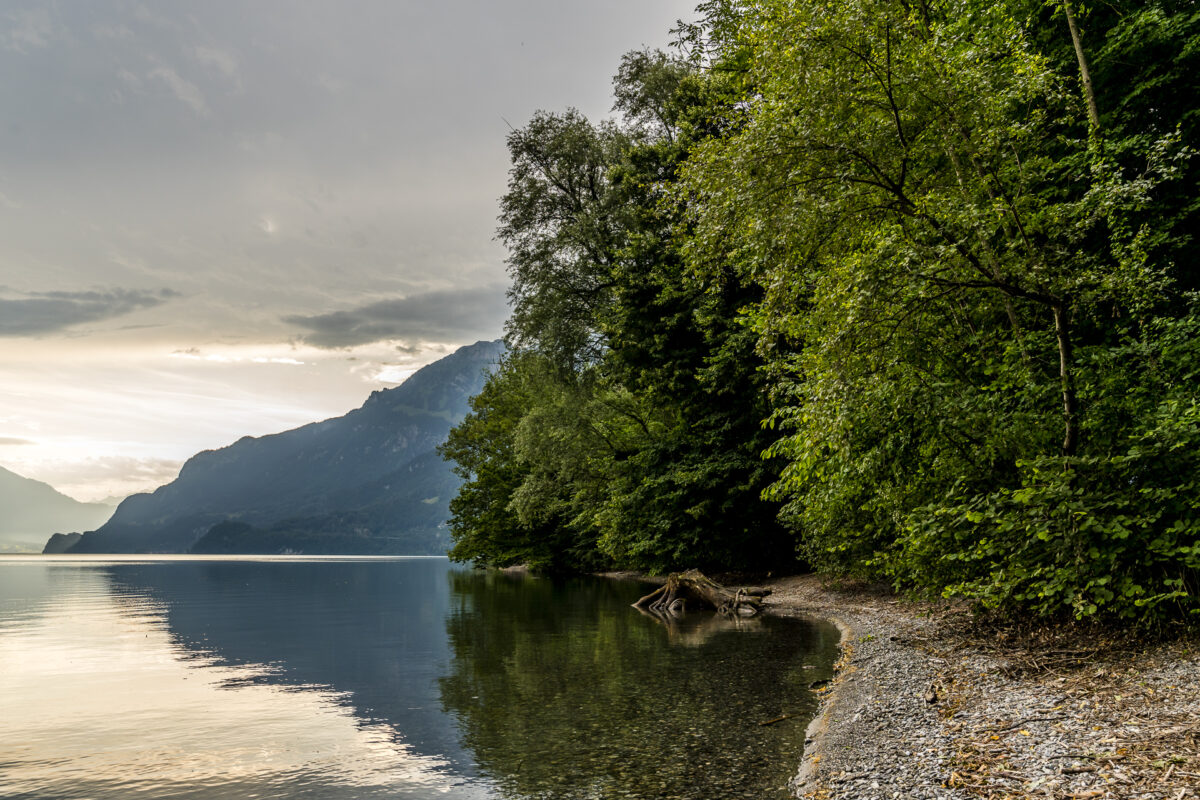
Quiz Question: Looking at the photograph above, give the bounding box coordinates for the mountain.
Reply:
[66,340,504,554]
[0,467,113,553]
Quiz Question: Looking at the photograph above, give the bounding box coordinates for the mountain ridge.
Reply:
[66,339,503,554]
[0,466,114,553]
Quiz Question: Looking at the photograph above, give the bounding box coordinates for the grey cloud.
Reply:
[0,289,179,337]
[148,62,209,116]
[0,437,35,446]
[193,46,240,84]
[285,285,509,349]
[91,23,134,41]
[3,7,55,52]
[0,0,691,336]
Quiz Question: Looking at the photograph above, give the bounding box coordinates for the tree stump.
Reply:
[633,569,772,618]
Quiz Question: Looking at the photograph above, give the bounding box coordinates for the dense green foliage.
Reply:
[443,49,794,574]
[444,0,1199,623]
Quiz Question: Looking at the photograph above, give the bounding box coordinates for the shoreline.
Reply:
[755,574,1200,800]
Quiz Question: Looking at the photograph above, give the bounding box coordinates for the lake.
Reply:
[0,556,839,799]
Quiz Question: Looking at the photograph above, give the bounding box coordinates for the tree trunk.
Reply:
[1063,0,1101,131]
[633,569,772,617]
[1053,303,1079,458]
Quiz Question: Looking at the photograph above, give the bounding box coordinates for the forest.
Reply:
[441,0,1200,625]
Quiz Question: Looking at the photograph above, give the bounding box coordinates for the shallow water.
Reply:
[0,556,839,799]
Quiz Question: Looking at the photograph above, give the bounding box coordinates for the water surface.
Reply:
[0,556,839,799]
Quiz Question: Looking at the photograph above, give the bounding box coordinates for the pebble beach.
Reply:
[760,575,1200,800]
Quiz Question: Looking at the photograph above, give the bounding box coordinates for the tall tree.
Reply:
[445,51,797,573]
[500,111,629,374]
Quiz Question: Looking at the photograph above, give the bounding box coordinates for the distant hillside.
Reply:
[0,467,113,553]
[67,340,504,554]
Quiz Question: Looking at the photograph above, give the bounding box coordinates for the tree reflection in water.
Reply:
[438,569,839,800]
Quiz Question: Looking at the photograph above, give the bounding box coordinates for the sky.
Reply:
[0,1,696,503]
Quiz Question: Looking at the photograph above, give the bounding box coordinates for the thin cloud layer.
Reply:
[0,0,694,500]
[285,286,510,349]
[15,455,184,503]
[0,289,178,337]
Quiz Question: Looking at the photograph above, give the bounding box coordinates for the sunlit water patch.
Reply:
[0,559,485,799]
[0,556,838,800]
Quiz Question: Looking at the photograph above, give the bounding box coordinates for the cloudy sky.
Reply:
[0,0,696,502]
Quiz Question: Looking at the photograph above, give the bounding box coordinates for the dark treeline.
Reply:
[442,0,1200,624]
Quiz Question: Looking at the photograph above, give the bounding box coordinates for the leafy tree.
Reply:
[445,0,1199,622]
[677,0,1197,620]
[441,351,606,572]
[500,111,630,374]
[445,51,797,574]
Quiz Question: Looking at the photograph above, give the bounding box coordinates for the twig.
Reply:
[980,715,1067,733]
[760,714,791,726]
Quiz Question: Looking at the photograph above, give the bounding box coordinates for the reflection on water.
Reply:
[0,556,838,800]
[440,570,839,800]
[634,602,769,646]
[0,557,488,800]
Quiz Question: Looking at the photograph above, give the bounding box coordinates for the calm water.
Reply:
[0,556,839,799]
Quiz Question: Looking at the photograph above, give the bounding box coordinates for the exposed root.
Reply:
[633,569,772,619]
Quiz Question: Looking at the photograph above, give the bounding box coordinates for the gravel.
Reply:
[759,575,1200,800]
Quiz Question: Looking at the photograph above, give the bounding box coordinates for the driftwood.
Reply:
[633,569,771,618]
